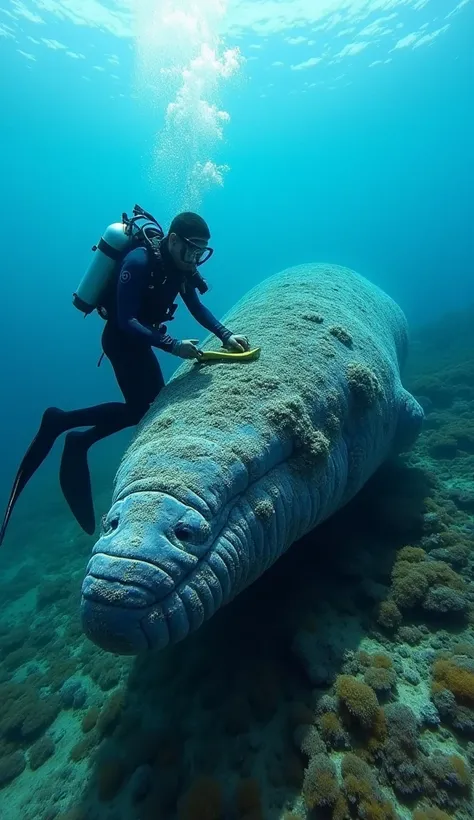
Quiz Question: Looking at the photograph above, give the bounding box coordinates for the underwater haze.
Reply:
[0,1,474,819]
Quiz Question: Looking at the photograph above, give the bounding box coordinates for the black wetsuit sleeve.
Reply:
[116,249,178,353]
[181,282,232,343]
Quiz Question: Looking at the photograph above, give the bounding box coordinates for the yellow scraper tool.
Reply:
[199,347,261,363]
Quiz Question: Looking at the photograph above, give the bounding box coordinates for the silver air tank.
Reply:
[72,222,133,315]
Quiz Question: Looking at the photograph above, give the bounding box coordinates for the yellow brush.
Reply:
[199,347,261,363]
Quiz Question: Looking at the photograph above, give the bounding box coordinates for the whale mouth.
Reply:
[80,597,151,654]
[80,567,154,653]
[80,551,178,654]
[81,545,226,654]
[81,562,158,608]
[81,575,176,655]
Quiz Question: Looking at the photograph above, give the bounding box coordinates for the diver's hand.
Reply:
[224,334,250,353]
[174,339,202,360]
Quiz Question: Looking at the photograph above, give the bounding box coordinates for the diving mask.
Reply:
[179,235,214,266]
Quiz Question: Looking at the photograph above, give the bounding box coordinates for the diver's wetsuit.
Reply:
[97,238,232,430]
[0,239,232,543]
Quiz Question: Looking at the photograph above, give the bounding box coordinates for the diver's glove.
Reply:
[172,339,203,360]
[224,334,250,353]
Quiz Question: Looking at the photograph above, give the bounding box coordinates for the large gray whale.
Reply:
[80,264,423,654]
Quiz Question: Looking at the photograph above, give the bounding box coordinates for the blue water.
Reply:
[1,4,474,818]
[0,0,473,532]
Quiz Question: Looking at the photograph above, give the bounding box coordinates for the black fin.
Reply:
[0,407,65,547]
[59,432,96,535]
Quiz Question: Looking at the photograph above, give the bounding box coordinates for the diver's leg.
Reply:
[59,329,165,534]
[101,322,165,409]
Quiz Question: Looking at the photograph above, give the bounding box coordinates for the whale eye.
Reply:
[174,522,193,542]
[101,513,119,535]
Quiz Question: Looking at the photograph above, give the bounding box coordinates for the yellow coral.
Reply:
[303,769,340,809]
[366,737,384,761]
[448,755,471,788]
[413,808,453,820]
[370,654,393,670]
[341,753,371,778]
[319,711,344,744]
[332,794,350,820]
[343,773,373,803]
[432,659,474,705]
[341,754,396,819]
[364,667,396,696]
[360,798,398,820]
[335,675,379,728]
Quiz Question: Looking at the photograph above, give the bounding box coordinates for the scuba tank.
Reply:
[72,205,164,315]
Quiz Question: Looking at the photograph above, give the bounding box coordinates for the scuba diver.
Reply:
[0,207,250,545]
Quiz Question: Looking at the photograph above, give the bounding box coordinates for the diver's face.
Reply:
[168,233,209,272]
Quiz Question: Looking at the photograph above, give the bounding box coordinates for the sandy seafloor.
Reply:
[0,304,473,820]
